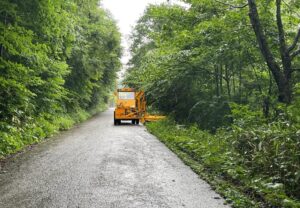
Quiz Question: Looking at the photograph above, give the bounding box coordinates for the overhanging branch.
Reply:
[291,48,300,60]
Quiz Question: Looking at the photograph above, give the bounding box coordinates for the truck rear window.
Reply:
[118,92,135,100]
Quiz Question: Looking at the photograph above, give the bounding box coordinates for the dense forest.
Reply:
[125,0,300,207]
[1,0,300,207]
[0,0,121,156]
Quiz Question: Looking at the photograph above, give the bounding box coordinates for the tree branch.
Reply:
[276,0,287,54]
[291,48,300,60]
[248,0,292,103]
[287,26,300,53]
[247,0,291,100]
[276,0,292,77]
[247,0,282,78]
[215,0,248,9]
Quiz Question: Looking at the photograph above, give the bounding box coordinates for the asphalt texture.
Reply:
[0,109,230,208]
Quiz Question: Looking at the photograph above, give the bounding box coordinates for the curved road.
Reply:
[0,109,229,208]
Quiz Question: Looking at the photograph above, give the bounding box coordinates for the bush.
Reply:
[0,106,107,159]
[147,116,300,207]
[188,96,232,132]
[230,103,300,200]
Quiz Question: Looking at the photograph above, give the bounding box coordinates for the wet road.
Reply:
[0,109,229,208]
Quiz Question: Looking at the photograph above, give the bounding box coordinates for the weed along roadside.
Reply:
[0,105,108,160]
[146,119,300,208]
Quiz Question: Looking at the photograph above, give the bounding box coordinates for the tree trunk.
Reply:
[239,64,242,102]
[0,12,7,58]
[247,0,292,103]
[220,65,223,95]
[232,65,236,95]
[215,66,220,96]
[225,64,231,98]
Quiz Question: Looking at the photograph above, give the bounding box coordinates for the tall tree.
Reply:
[248,0,300,103]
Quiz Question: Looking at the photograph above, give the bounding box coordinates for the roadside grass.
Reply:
[147,119,300,208]
[0,103,107,159]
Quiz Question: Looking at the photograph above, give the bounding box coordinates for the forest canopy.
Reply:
[125,0,300,129]
[0,0,121,156]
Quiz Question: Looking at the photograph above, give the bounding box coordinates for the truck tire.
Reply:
[114,111,118,125]
[136,119,139,125]
[131,120,135,125]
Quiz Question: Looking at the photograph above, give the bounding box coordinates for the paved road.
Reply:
[0,109,229,208]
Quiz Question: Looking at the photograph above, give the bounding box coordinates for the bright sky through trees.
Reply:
[101,0,165,67]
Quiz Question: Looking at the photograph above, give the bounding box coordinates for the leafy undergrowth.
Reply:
[147,119,300,208]
[0,104,107,159]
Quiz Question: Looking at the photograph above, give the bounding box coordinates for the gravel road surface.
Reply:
[0,109,230,208]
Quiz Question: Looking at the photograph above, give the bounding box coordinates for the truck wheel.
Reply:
[136,119,139,125]
[114,111,118,125]
[131,120,135,125]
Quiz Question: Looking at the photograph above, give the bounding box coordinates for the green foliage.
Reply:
[147,117,300,207]
[124,1,300,129]
[188,96,232,131]
[147,120,257,207]
[0,0,121,157]
[0,105,108,158]
[125,2,300,206]
[230,103,300,201]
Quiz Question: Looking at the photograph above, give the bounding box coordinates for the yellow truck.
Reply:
[114,88,165,125]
